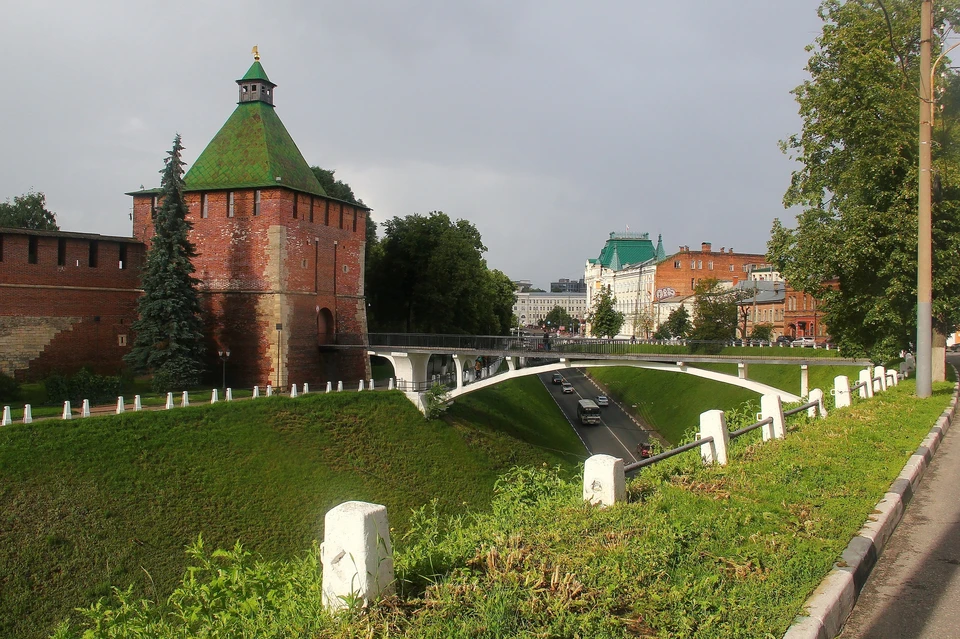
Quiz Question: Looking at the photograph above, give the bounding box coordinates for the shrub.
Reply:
[0,373,20,402]
[44,369,121,405]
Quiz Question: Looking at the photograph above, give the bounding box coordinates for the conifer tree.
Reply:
[588,285,624,338]
[125,135,206,391]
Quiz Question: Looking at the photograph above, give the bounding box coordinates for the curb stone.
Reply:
[783,367,960,639]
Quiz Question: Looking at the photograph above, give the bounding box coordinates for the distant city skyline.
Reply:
[2,1,824,289]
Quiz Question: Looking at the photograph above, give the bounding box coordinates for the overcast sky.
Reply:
[2,0,824,289]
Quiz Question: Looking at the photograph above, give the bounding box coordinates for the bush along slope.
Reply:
[0,389,579,639]
[53,378,954,638]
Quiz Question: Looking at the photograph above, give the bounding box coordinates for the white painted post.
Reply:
[388,378,395,390]
[899,362,910,380]
[858,368,873,399]
[760,394,786,441]
[165,392,174,409]
[266,385,273,397]
[62,401,72,420]
[358,380,365,392]
[800,364,809,398]
[2,406,11,426]
[181,391,190,407]
[116,397,125,414]
[303,383,310,394]
[737,362,747,379]
[808,388,827,419]
[290,383,298,398]
[699,410,730,465]
[874,365,887,392]
[321,501,395,611]
[81,399,90,418]
[253,385,260,398]
[211,388,219,404]
[23,404,32,424]
[582,454,625,506]
[337,381,343,392]
[833,375,851,409]
[887,371,897,387]
[325,381,332,393]
[226,388,233,401]
[369,378,375,390]
[134,395,142,411]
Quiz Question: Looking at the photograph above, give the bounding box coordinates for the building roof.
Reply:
[0,226,142,243]
[183,100,326,197]
[590,232,657,270]
[240,60,273,83]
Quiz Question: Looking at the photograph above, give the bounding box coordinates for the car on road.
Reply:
[551,373,563,385]
[791,337,816,347]
[561,382,575,394]
[775,336,793,346]
[595,395,609,407]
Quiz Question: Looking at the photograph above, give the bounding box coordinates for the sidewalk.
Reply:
[839,360,960,638]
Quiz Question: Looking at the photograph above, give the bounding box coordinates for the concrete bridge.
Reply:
[332,333,871,409]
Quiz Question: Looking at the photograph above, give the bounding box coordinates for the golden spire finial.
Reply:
[252,45,260,62]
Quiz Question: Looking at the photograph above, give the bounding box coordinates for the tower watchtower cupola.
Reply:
[238,46,276,106]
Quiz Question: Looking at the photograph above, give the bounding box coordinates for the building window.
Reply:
[690,260,696,269]
[254,190,261,216]
[202,193,209,218]
[691,278,695,288]
[292,194,298,219]
[88,241,98,267]
[151,196,158,219]
[674,260,681,268]
[118,243,127,269]
[118,334,127,346]
[28,236,38,264]
[309,198,314,223]
[324,200,330,226]
[342,265,349,273]
[708,261,713,270]
[228,192,235,217]
[58,238,66,266]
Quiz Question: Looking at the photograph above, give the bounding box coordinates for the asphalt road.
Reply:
[538,369,649,463]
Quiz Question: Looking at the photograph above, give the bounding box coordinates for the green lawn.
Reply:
[0,390,577,639]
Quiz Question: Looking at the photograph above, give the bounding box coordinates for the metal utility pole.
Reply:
[917,0,933,397]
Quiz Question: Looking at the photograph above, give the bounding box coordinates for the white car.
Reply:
[791,337,816,347]
[595,395,609,407]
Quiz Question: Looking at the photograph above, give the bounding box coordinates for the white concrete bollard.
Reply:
[326,381,332,393]
[358,380,365,392]
[833,376,851,409]
[303,383,310,395]
[2,405,11,426]
[134,395,142,411]
[760,394,786,441]
[874,365,887,392]
[388,378,395,390]
[321,501,395,611]
[116,396,125,414]
[337,381,343,392]
[266,385,273,397]
[800,364,809,399]
[737,362,747,379]
[23,404,32,424]
[253,385,260,398]
[699,410,730,466]
[62,401,72,420]
[226,388,233,401]
[887,371,897,387]
[858,368,874,399]
[81,399,90,418]
[808,388,827,419]
[582,454,625,507]
[211,388,219,404]
[165,392,174,409]
[290,384,298,398]
[370,378,375,390]
[899,362,910,380]
[181,391,190,407]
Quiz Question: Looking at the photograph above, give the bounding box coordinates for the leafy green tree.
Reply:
[751,323,774,341]
[367,212,513,334]
[125,135,206,392]
[771,0,960,361]
[544,305,573,331]
[689,279,738,342]
[0,191,58,230]
[588,285,624,338]
[663,306,692,339]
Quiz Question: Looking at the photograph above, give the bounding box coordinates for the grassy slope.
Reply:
[0,389,577,639]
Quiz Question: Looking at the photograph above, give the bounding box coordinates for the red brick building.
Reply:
[1,56,370,387]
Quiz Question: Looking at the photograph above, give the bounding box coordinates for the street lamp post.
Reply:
[218,349,231,389]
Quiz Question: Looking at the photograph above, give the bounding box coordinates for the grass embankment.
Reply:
[54,379,955,638]
[0,388,578,639]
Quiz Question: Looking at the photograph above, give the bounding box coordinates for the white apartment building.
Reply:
[513,291,589,330]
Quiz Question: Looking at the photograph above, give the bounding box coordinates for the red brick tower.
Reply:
[129,53,370,388]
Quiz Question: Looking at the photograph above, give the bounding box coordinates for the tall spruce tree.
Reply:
[125,135,206,391]
[588,285,624,338]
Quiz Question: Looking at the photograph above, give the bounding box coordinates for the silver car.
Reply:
[595,395,609,407]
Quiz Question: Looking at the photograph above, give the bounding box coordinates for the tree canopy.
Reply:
[0,191,58,230]
[543,305,573,330]
[366,211,515,334]
[770,0,960,360]
[689,279,739,343]
[588,285,624,338]
[662,306,691,339]
[125,136,206,391]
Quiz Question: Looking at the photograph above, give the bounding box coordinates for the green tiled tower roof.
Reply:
[182,60,326,197]
[593,232,656,270]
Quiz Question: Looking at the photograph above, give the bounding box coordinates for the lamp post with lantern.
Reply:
[218,349,231,390]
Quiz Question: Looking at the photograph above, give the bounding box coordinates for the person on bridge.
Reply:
[543,331,551,351]
[475,359,482,380]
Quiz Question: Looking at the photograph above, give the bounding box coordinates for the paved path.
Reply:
[839,355,960,638]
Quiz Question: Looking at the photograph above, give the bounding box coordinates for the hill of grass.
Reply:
[0,389,578,639]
